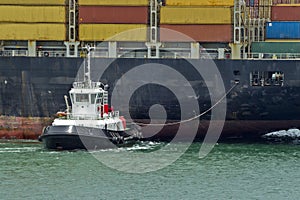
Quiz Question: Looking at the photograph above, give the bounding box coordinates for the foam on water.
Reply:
[125,141,162,151]
[0,140,41,153]
[89,141,163,154]
[262,129,300,144]
[0,147,39,153]
[263,129,300,138]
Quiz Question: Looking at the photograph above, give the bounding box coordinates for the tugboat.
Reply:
[39,46,142,150]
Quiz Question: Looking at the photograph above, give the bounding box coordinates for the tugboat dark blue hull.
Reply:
[39,125,134,150]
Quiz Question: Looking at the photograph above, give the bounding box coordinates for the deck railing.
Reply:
[248,53,300,60]
[64,111,120,120]
[1,47,300,60]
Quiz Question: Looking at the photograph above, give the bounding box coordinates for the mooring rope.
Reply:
[134,82,239,126]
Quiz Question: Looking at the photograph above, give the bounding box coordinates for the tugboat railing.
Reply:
[66,111,119,120]
[68,114,100,120]
[72,81,103,89]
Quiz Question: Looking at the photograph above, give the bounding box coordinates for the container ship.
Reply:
[0,0,300,141]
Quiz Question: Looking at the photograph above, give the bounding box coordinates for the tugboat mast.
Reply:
[84,45,95,88]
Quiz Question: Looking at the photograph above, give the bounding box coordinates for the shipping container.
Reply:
[79,6,148,24]
[271,6,300,21]
[273,0,300,5]
[266,22,300,39]
[164,0,234,6]
[245,0,270,6]
[265,39,300,42]
[160,7,232,24]
[0,6,66,23]
[78,0,149,6]
[160,24,233,42]
[251,42,300,53]
[0,0,66,5]
[245,0,271,19]
[79,24,147,41]
[0,23,66,40]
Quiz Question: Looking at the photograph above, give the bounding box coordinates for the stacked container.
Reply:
[78,0,149,41]
[0,0,66,41]
[272,4,300,21]
[159,0,234,42]
[273,0,300,5]
[267,3,300,40]
[266,21,300,39]
[252,2,300,54]
[251,41,300,53]
[244,0,271,19]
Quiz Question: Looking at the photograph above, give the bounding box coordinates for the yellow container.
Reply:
[0,6,66,23]
[79,24,147,41]
[0,23,66,40]
[160,7,232,24]
[78,0,149,6]
[0,0,66,5]
[165,0,234,6]
[276,4,300,6]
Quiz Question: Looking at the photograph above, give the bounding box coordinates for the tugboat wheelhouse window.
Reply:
[91,94,96,104]
[75,94,89,103]
[96,93,103,104]
[250,71,284,87]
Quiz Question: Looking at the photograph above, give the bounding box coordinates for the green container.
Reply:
[251,42,300,54]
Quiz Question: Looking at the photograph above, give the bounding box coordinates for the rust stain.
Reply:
[0,116,53,140]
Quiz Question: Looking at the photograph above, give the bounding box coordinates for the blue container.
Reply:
[266,21,300,39]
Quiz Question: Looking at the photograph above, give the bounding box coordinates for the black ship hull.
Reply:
[1,57,300,141]
[39,125,134,150]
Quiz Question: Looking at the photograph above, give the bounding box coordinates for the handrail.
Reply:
[248,53,300,60]
[65,111,119,120]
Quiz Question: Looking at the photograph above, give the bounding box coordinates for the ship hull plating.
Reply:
[39,125,130,150]
[1,57,300,140]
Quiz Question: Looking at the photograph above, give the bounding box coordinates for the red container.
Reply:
[272,6,300,21]
[272,0,300,5]
[79,6,148,24]
[160,24,233,42]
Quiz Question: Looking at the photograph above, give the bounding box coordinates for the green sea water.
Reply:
[0,140,299,200]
